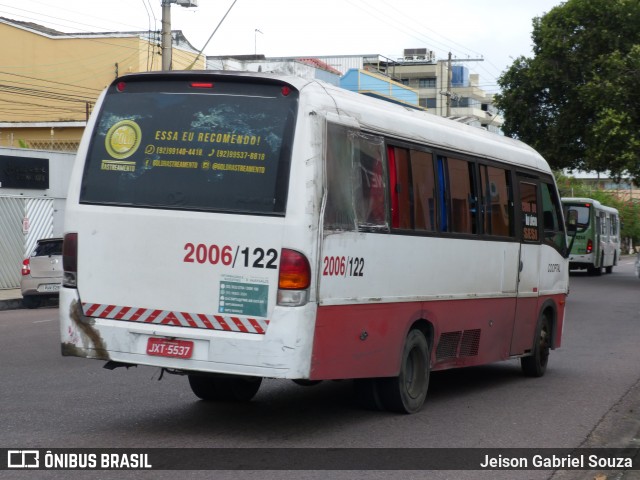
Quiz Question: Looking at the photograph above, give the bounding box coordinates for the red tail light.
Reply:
[278,249,311,290]
[21,259,30,276]
[277,249,311,307]
[63,233,78,288]
[586,239,593,254]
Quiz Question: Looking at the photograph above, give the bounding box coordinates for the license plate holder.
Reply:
[146,337,194,359]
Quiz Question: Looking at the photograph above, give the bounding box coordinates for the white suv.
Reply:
[20,238,63,308]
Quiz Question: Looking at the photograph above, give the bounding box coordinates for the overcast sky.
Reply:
[4,0,565,93]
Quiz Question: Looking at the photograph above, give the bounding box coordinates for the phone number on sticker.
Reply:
[323,256,365,277]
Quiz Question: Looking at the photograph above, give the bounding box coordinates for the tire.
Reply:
[188,375,262,402]
[521,314,551,377]
[292,379,322,387]
[587,263,602,276]
[22,295,41,309]
[377,329,430,414]
[605,254,615,274]
[353,378,385,411]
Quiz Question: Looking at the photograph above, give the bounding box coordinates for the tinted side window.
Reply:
[447,158,477,234]
[389,146,412,229]
[479,165,513,237]
[353,133,387,230]
[324,124,388,231]
[520,181,539,243]
[541,182,567,253]
[388,146,436,232]
[325,123,357,230]
[411,151,436,232]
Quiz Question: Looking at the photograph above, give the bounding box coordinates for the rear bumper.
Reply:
[59,287,317,379]
[20,276,62,296]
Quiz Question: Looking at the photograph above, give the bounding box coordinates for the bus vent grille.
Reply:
[436,331,462,360]
[436,329,481,361]
[460,329,481,357]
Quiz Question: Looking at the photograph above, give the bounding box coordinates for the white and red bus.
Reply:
[60,71,571,413]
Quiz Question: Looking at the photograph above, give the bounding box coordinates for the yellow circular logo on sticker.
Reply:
[105,120,142,159]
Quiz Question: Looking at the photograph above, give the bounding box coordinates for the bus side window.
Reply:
[388,146,412,229]
[446,157,478,234]
[410,150,436,232]
[388,146,437,232]
[540,182,566,253]
[352,132,389,231]
[479,165,513,237]
[519,182,539,243]
[601,212,608,237]
[323,124,388,232]
[324,122,357,230]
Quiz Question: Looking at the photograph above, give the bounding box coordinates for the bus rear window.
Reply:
[80,77,298,215]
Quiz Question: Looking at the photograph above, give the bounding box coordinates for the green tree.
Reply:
[495,0,640,182]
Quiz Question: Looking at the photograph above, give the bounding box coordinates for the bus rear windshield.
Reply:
[80,77,298,215]
[564,204,590,231]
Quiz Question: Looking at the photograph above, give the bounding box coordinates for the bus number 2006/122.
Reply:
[183,243,278,269]
[323,256,365,277]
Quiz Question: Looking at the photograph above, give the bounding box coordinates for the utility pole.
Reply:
[439,52,484,118]
[161,0,199,71]
[446,52,452,117]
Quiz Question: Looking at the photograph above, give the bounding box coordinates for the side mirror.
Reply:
[564,209,578,258]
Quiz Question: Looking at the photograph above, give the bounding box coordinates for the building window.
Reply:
[418,78,437,88]
[420,98,437,109]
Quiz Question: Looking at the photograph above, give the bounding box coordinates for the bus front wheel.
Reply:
[521,314,551,377]
[377,329,430,414]
[188,374,262,402]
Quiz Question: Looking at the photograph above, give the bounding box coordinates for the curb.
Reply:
[0,298,24,311]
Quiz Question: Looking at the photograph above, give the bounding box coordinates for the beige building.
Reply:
[364,50,504,133]
[310,50,504,133]
[0,17,204,151]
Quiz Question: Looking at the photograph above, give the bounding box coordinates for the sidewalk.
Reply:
[0,288,24,311]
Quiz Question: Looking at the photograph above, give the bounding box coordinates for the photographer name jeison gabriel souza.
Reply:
[480,454,633,469]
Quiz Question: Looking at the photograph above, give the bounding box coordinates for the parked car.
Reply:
[636,252,640,279]
[20,237,63,308]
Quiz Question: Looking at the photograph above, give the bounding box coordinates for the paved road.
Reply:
[0,257,639,480]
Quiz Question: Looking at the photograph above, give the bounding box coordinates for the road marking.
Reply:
[33,319,54,324]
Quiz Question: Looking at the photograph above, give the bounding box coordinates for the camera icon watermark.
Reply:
[7,450,40,468]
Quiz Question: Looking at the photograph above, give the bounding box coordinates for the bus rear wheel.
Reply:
[377,329,430,414]
[521,314,550,377]
[188,374,262,402]
[605,254,615,274]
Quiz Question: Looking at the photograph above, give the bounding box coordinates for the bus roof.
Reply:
[113,70,553,175]
[562,197,619,214]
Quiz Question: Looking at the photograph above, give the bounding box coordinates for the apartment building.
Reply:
[0,17,203,150]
